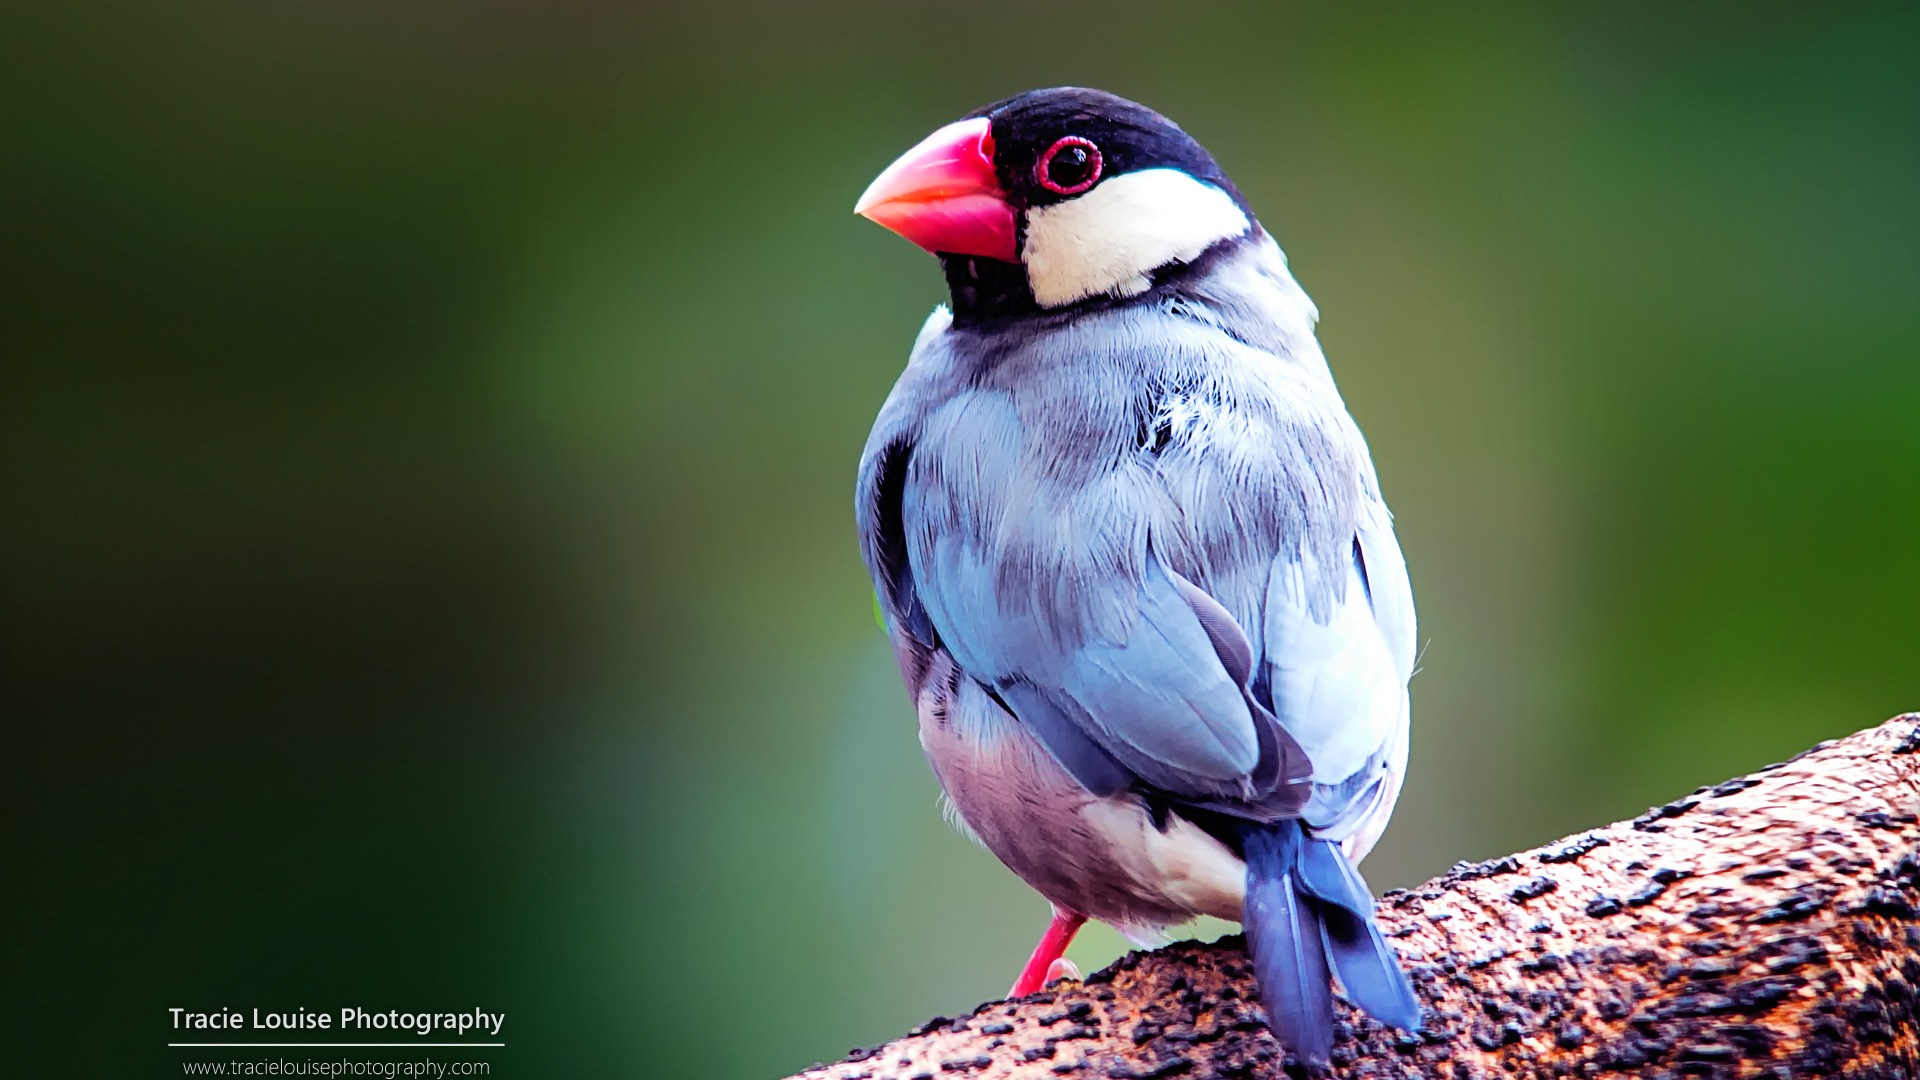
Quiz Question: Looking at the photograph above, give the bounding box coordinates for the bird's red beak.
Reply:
[855,117,1017,263]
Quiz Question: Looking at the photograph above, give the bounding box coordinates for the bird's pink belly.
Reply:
[919,702,1246,929]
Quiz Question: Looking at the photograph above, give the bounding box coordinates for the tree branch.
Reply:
[791,715,1920,1079]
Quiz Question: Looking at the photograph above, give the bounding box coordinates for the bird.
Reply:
[851,87,1421,1067]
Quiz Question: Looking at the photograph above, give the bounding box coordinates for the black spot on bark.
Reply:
[1539,835,1611,864]
[1451,857,1523,882]
[1511,877,1558,903]
[911,1015,954,1037]
[1894,723,1920,753]
[1757,892,1826,924]
[1634,800,1700,831]
[1729,975,1806,1014]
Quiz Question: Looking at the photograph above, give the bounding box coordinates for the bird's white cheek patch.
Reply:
[1022,169,1250,308]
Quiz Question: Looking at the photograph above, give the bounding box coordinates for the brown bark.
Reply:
[791,715,1920,1080]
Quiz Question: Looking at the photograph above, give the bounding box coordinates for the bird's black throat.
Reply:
[938,253,1040,322]
[938,232,1257,327]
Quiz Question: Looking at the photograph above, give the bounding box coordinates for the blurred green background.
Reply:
[4,2,1917,1076]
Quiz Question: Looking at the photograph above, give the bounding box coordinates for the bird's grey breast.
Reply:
[889,296,1373,672]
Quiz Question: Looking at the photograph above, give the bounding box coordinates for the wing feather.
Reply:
[857,292,1413,833]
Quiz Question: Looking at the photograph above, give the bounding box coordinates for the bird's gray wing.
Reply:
[871,385,1310,814]
[1264,497,1415,840]
[857,300,1402,825]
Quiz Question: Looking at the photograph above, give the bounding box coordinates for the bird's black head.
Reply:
[856,88,1258,320]
[970,88,1244,216]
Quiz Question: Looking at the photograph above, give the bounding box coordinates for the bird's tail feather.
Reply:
[1242,822,1420,1067]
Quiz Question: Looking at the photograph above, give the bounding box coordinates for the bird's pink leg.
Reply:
[1008,910,1088,998]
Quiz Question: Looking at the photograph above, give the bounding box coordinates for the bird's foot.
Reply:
[1008,910,1087,998]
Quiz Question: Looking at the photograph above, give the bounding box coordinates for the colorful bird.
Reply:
[853,88,1420,1067]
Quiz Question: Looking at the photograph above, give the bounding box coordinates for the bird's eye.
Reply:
[1036,136,1102,195]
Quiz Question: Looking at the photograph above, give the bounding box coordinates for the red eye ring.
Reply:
[1035,136,1103,195]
